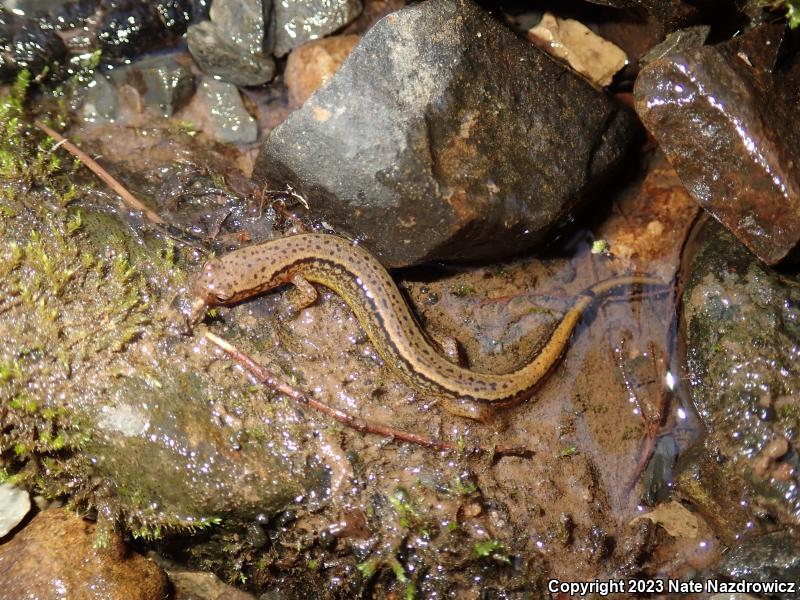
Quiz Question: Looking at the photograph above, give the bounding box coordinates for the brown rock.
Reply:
[170,569,256,600]
[634,24,800,264]
[285,35,361,109]
[0,510,169,600]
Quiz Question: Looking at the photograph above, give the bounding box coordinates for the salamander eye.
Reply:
[207,281,233,303]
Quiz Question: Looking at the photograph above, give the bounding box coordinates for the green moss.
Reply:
[0,72,197,536]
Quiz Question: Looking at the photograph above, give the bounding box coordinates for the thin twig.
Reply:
[203,331,531,458]
[621,343,670,499]
[35,120,165,225]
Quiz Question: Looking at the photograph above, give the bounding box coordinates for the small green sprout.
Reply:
[389,487,420,527]
[357,557,379,578]
[388,556,409,583]
[591,239,610,255]
[451,474,478,496]
[474,539,511,563]
[66,211,82,235]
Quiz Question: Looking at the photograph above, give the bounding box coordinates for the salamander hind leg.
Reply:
[285,274,319,315]
[441,397,496,424]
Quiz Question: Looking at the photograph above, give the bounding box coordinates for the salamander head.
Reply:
[188,258,237,324]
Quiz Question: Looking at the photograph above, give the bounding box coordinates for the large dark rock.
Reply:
[681,218,800,526]
[635,24,800,265]
[254,0,639,268]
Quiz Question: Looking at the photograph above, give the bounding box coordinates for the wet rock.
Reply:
[640,25,709,65]
[0,1,201,81]
[168,569,257,600]
[0,483,29,538]
[0,509,169,600]
[54,0,194,46]
[0,8,67,75]
[582,0,712,23]
[272,0,363,57]
[12,21,66,72]
[82,73,120,122]
[89,369,301,529]
[0,162,308,563]
[284,34,360,108]
[187,0,275,86]
[635,24,800,264]
[674,443,760,546]
[208,0,269,56]
[112,54,195,117]
[681,219,800,525]
[255,0,639,268]
[196,78,258,143]
[96,1,170,58]
[715,531,800,599]
[82,54,195,122]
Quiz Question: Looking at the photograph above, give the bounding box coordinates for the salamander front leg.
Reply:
[431,334,463,366]
[285,274,318,316]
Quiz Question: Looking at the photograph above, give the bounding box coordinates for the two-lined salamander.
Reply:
[189,233,662,412]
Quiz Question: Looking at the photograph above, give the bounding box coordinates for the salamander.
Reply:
[189,233,663,414]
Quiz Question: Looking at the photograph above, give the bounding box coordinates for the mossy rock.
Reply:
[0,108,309,547]
[680,219,800,526]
